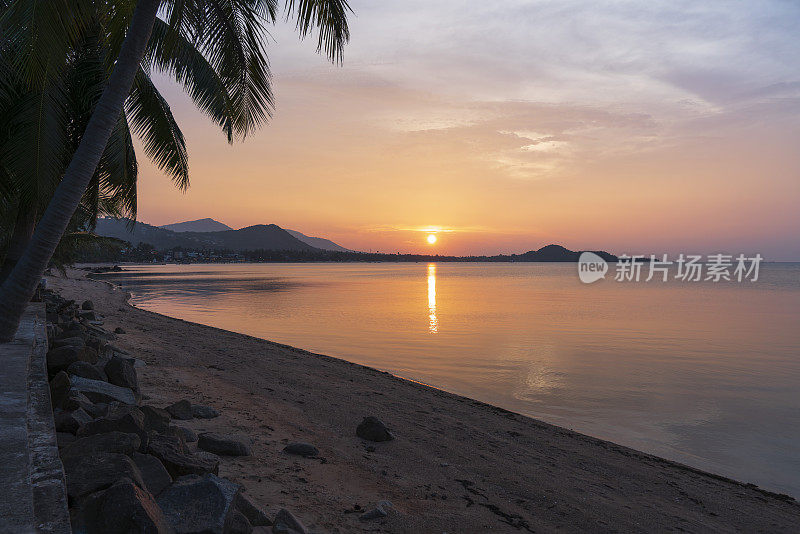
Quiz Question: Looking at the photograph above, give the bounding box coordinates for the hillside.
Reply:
[513,244,618,262]
[285,229,350,252]
[160,218,233,233]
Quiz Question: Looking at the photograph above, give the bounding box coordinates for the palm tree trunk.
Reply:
[0,0,161,341]
[0,206,37,284]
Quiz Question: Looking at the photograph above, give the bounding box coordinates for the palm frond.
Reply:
[285,0,351,63]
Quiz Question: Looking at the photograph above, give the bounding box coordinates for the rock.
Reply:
[49,371,71,409]
[66,360,106,382]
[131,452,173,497]
[360,501,392,521]
[114,326,126,334]
[85,335,104,353]
[82,300,94,310]
[148,434,219,478]
[62,431,141,459]
[230,511,253,534]
[54,408,93,434]
[141,405,172,433]
[57,432,77,448]
[235,493,272,527]
[62,452,145,500]
[272,509,307,534]
[78,310,97,321]
[282,443,318,458]
[77,405,148,450]
[52,336,85,348]
[356,416,394,442]
[70,375,137,405]
[157,474,240,534]
[47,345,96,375]
[104,356,139,391]
[195,451,221,464]
[74,478,173,534]
[198,433,251,457]
[170,425,197,443]
[191,404,220,419]
[166,399,193,420]
[62,390,93,412]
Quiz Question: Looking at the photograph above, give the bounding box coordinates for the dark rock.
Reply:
[131,452,173,497]
[198,433,251,457]
[49,371,71,409]
[54,408,93,434]
[74,478,173,534]
[235,493,272,527]
[84,401,110,419]
[192,404,220,419]
[272,509,307,534]
[62,431,141,459]
[170,425,197,443]
[104,356,139,391]
[77,405,148,450]
[52,336,85,348]
[141,405,172,433]
[148,434,219,478]
[85,335,104,353]
[62,390,94,412]
[157,474,240,534]
[47,345,95,375]
[70,375,137,405]
[63,452,145,500]
[82,300,94,310]
[166,399,193,420]
[230,511,253,534]
[282,443,318,458]
[195,451,221,464]
[66,361,106,382]
[114,326,126,334]
[356,416,394,442]
[57,432,77,448]
[360,501,392,521]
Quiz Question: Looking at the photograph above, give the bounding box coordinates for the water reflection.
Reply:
[427,263,438,333]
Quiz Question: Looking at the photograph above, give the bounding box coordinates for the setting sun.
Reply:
[427,234,438,244]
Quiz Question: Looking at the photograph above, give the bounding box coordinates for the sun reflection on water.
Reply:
[427,263,438,333]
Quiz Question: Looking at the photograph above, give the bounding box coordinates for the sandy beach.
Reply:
[47,268,800,533]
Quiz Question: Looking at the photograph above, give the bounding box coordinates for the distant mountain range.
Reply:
[95,218,317,252]
[513,244,618,262]
[155,218,350,252]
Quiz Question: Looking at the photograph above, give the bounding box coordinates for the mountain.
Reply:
[513,244,618,262]
[95,218,316,252]
[160,218,233,233]
[285,229,350,252]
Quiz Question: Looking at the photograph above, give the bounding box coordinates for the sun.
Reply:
[427,234,438,244]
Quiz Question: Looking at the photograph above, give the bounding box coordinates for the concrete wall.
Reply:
[0,304,70,533]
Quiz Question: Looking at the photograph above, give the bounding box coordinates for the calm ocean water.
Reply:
[102,262,800,496]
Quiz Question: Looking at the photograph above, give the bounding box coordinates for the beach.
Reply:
[48,268,800,533]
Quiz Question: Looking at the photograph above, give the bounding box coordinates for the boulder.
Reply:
[62,431,141,459]
[282,443,318,458]
[170,425,197,443]
[49,371,71,409]
[47,345,96,375]
[198,433,251,457]
[230,511,253,534]
[114,327,126,334]
[54,408,93,434]
[85,335,104,353]
[57,432,77,448]
[235,493,272,527]
[191,405,220,419]
[74,478,173,534]
[52,336,85,348]
[77,405,148,450]
[131,452,173,497]
[272,509,307,534]
[356,416,394,442]
[70,375,137,405]
[104,356,139,391]
[360,501,392,521]
[141,405,172,433]
[147,434,219,478]
[62,452,145,500]
[66,361,106,382]
[61,390,94,412]
[165,400,193,420]
[157,474,240,534]
[82,300,94,310]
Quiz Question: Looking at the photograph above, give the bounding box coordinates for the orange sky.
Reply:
[134,1,800,259]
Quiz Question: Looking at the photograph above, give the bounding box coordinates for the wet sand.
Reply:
[48,269,800,533]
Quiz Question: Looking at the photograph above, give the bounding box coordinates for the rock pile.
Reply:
[42,290,277,533]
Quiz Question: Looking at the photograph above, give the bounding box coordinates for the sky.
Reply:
[136,0,800,259]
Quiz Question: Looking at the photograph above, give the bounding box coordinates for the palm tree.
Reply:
[0,0,351,340]
[0,25,190,282]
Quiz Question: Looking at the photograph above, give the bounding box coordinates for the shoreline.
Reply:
[50,268,799,532]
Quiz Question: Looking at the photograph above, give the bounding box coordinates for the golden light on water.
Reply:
[427,234,438,244]
[427,263,438,334]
